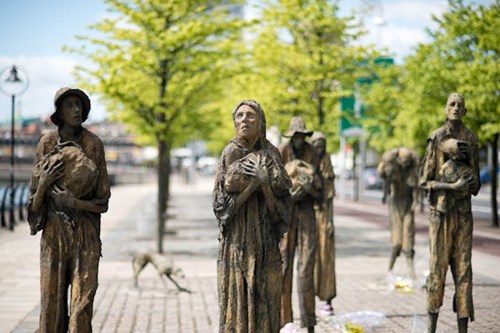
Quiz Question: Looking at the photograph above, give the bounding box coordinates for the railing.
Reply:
[0,183,29,231]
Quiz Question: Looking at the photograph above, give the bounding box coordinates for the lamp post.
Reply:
[0,65,29,230]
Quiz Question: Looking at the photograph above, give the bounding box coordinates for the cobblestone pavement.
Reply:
[2,174,500,333]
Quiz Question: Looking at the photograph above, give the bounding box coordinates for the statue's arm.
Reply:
[419,137,437,191]
[233,178,259,212]
[469,135,481,195]
[49,137,110,214]
[77,139,110,213]
[29,140,63,214]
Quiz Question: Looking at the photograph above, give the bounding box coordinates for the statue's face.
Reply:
[398,155,411,168]
[234,104,260,141]
[313,139,326,155]
[59,95,83,127]
[291,133,306,150]
[445,95,466,121]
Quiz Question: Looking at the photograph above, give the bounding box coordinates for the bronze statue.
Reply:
[213,100,292,333]
[419,93,480,333]
[310,132,336,315]
[27,87,111,332]
[377,147,419,280]
[279,117,322,333]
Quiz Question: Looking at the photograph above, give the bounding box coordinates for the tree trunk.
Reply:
[157,139,170,253]
[490,134,498,227]
[353,140,359,202]
[317,93,324,125]
[157,57,170,252]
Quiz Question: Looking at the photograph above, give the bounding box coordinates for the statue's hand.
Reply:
[49,185,76,210]
[255,163,269,183]
[290,186,305,202]
[264,156,274,173]
[457,141,469,157]
[298,174,314,194]
[242,155,269,183]
[241,158,258,177]
[452,178,468,191]
[39,157,64,190]
[466,176,478,193]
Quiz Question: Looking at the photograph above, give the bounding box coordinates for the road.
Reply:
[336,178,499,222]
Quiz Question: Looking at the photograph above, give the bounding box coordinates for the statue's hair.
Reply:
[446,93,465,107]
[232,100,267,139]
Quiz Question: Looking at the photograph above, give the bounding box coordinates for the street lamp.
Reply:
[0,65,29,230]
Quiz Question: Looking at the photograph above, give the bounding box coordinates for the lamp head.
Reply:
[0,65,29,97]
[5,66,22,83]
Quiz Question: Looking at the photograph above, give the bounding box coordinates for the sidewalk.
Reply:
[1,173,499,333]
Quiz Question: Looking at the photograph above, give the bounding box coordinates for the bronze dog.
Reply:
[132,252,191,293]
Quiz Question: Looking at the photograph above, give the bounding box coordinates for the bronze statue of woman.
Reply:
[213,100,292,333]
[311,132,337,315]
[27,87,111,332]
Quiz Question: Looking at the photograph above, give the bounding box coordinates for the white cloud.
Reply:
[353,0,450,63]
[383,0,448,27]
[0,56,106,124]
[383,25,428,58]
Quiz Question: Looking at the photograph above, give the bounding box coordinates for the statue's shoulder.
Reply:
[38,129,57,143]
[463,125,478,143]
[81,127,104,146]
[221,140,237,157]
[36,130,58,153]
[221,140,244,165]
[263,139,281,156]
[428,125,446,141]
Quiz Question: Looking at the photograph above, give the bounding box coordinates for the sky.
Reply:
[0,0,493,125]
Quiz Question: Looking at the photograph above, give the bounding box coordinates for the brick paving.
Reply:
[2,174,499,333]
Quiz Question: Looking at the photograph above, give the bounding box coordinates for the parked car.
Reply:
[479,165,499,184]
[362,167,383,189]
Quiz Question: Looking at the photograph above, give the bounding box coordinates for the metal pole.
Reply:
[9,94,15,230]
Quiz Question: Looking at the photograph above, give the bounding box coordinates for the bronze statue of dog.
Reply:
[132,252,191,293]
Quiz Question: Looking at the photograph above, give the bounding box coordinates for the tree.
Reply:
[66,0,248,252]
[231,0,381,150]
[361,0,499,226]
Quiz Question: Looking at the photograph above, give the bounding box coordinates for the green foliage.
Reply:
[361,0,499,155]
[224,0,381,153]
[65,0,248,149]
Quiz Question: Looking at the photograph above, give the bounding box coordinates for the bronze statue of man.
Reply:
[419,93,480,333]
[213,100,292,333]
[279,117,322,333]
[310,132,336,314]
[377,147,419,280]
[27,87,111,332]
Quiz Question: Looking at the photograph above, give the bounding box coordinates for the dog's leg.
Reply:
[165,274,192,294]
[159,274,168,288]
[132,258,147,288]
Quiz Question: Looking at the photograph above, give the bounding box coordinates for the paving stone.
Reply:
[3,174,500,333]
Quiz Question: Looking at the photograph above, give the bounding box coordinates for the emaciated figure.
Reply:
[279,117,322,333]
[310,132,336,314]
[213,100,292,333]
[419,93,480,333]
[377,147,419,280]
[27,87,111,332]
